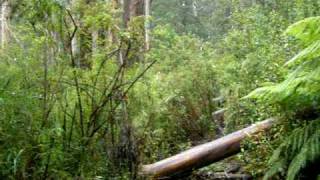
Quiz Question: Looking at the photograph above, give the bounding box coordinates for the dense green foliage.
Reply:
[0,0,319,179]
[247,16,320,180]
[248,17,320,106]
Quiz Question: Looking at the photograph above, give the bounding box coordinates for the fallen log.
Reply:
[141,118,275,179]
[197,172,252,180]
[211,172,252,180]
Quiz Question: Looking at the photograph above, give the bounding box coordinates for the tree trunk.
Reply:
[141,118,275,178]
[144,0,150,50]
[1,0,10,48]
[91,30,99,55]
[123,0,144,27]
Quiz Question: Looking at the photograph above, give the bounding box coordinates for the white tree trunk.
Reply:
[192,0,198,17]
[144,0,150,50]
[92,30,99,55]
[1,0,10,48]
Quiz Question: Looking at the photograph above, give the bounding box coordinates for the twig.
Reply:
[123,59,157,95]
[88,60,157,138]
[87,41,133,132]
[66,9,78,43]
[64,9,85,137]
[93,46,122,87]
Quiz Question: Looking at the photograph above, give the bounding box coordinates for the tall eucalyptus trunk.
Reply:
[123,0,145,27]
[1,0,10,48]
[144,0,150,50]
[91,30,99,55]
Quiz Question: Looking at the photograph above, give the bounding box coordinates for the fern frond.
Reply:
[263,159,287,180]
[285,40,320,66]
[285,16,320,45]
[248,16,320,180]
[287,128,320,180]
[264,120,320,180]
[246,17,320,106]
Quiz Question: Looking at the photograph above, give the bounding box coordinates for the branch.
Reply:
[93,46,122,87]
[64,9,85,137]
[66,9,78,42]
[88,60,157,138]
[123,59,157,95]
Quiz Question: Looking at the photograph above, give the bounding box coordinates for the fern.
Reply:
[285,17,320,46]
[245,16,320,106]
[287,128,320,180]
[263,158,287,179]
[263,120,320,180]
[245,17,320,179]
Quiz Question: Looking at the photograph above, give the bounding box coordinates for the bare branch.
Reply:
[88,59,157,139]
[66,9,78,42]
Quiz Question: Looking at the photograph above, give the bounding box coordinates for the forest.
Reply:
[0,0,319,179]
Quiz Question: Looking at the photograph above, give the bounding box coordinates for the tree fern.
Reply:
[246,16,320,106]
[285,17,320,47]
[245,17,320,179]
[287,127,320,180]
[263,120,320,180]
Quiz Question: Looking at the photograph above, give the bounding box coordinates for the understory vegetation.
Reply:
[0,0,319,179]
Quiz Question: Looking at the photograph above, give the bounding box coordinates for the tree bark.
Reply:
[144,0,150,50]
[141,118,275,178]
[123,0,145,27]
[91,30,99,55]
[1,0,10,48]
